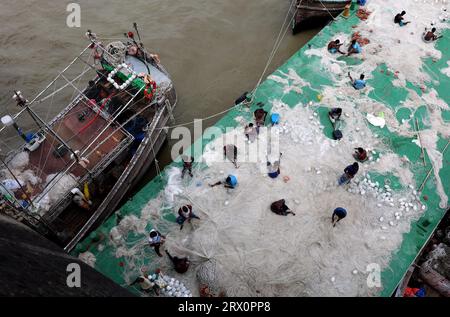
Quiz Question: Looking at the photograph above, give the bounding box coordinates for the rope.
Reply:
[250,0,300,101]
[152,145,161,177]
[318,0,339,21]
[418,139,450,192]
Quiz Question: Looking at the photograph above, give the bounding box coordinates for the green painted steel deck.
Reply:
[75,7,449,296]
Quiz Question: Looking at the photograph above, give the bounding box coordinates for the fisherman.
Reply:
[328,108,342,124]
[176,204,200,230]
[254,104,268,133]
[209,175,238,189]
[347,39,362,56]
[130,275,157,294]
[394,11,410,26]
[244,123,257,143]
[181,155,194,178]
[329,107,343,140]
[338,162,359,185]
[267,153,282,179]
[424,28,441,42]
[327,39,344,54]
[148,229,166,257]
[332,207,347,227]
[270,199,295,216]
[223,144,238,168]
[70,188,92,210]
[353,147,368,162]
[270,113,280,126]
[348,72,366,90]
[85,80,100,100]
[165,250,191,274]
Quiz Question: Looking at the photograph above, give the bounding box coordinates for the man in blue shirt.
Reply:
[348,72,366,90]
[210,175,238,189]
[347,39,362,56]
[332,207,347,227]
[338,162,359,185]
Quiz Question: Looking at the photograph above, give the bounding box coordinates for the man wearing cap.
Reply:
[176,204,200,230]
[332,207,347,227]
[148,229,166,257]
[209,175,238,189]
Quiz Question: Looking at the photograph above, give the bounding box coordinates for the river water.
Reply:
[0,0,319,191]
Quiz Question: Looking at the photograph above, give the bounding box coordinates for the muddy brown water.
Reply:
[0,0,320,195]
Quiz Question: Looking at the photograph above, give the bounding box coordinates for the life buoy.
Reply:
[144,81,157,100]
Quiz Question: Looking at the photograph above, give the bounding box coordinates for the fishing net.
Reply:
[95,101,432,297]
[103,41,127,66]
[76,1,449,297]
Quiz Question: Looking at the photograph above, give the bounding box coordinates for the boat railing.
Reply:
[42,128,134,223]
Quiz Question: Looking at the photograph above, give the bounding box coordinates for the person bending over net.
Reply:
[394,11,410,26]
[223,144,238,168]
[338,162,359,185]
[244,123,257,143]
[181,156,194,178]
[328,107,342,126]
[270,113,280,126]
[424,28,441,42]
[327,39,344,54]
[254,104,268,134]
[332,207,347,227]
[267,153,282,179]
[209,175,238,189]
[130,275,159,295]
[270,199,295,216]
[165,250,191,274]
[148,229,166,257]
[347,39,362,56]
[176,204,200,230]
[348,72,366,90]
[353,147,368,162]
[70,188,92,210]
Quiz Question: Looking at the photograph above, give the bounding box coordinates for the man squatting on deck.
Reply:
[148,229,166,257]
[176,204,200,230]
[327,39,344,54]
[181,156,194,178]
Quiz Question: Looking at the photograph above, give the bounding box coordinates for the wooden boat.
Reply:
[292,0,351,34]
[0,26,177,252]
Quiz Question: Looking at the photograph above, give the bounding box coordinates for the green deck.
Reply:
[75,8,449,296]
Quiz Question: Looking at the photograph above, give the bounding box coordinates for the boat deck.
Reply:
[10,99,128,201]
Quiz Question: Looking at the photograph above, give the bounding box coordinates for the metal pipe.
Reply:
[34,68,92,105]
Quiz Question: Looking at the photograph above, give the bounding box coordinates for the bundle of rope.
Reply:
[104,41,127,66]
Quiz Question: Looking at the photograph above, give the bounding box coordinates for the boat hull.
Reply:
[292,0,351,33]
